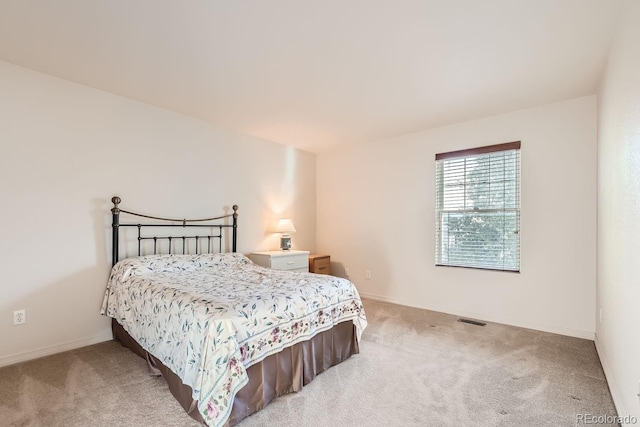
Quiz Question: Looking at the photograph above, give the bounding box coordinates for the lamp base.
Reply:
[280,235,292,251]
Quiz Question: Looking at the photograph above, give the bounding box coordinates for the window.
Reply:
[435,141,521,272]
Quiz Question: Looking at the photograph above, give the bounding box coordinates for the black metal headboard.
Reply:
[111,196,238,266]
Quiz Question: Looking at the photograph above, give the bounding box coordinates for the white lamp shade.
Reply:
[274,218,296,234]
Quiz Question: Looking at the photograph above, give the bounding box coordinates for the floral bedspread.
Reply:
[100,253,367,427]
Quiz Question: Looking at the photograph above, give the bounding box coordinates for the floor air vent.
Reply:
[457,318,487,327]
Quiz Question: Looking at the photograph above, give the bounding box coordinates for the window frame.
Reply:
[435,141,521,273]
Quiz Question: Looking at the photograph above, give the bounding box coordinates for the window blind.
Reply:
[435,142,521,272]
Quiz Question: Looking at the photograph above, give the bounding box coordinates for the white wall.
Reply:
[317,96,597,339]
[596,0,640,421]
[0,61,316,366]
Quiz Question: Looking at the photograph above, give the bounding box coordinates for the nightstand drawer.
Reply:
[249,250,310,272]
[309,254,331,275]
[270,253,308,270]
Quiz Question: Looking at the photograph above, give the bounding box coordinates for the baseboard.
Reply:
[0,330,113,368]
[594,336,635,424]
[359,292,595,340]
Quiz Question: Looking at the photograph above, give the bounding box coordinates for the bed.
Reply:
[100,197,367,426]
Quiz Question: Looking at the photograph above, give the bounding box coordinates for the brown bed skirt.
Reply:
[112,319,359,426]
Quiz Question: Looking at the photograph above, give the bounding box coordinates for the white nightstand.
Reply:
[249,250,310,272]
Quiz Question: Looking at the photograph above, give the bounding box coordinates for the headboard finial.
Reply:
[111,196,121,214]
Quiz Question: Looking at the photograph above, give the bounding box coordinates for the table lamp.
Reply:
[275,218,296,251]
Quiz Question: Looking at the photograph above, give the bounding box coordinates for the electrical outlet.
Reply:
[13,309,26,326]
[344,268,350,277]
[365,270,371,279]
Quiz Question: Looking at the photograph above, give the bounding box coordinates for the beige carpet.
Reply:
[0,299,618,426]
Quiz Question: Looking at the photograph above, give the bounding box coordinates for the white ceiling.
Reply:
[0,0,621,153]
